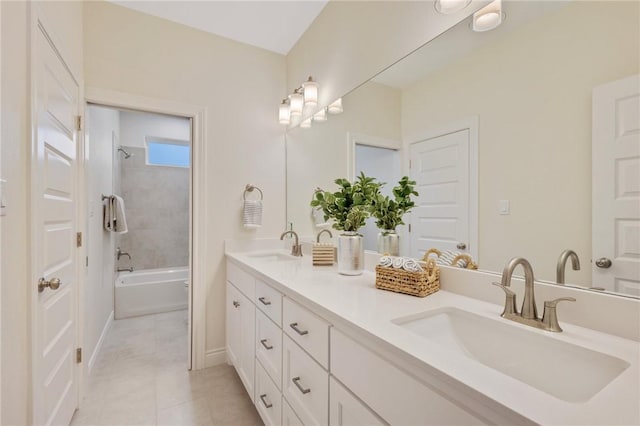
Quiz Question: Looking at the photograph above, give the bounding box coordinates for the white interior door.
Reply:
[32,23,80,425]
[592,74,640,296]
[409,128,473,259]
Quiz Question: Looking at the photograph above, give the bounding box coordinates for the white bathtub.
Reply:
[115,266,189,319]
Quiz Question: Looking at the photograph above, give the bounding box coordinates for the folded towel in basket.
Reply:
[243,199,262,229]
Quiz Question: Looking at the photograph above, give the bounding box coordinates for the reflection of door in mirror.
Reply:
[409,118,478,263]
[354,144,401,252]
[592,74,640,297]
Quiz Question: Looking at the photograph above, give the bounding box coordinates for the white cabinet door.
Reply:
[330,377,386,426]
[226,281,255,401]
[283,398,305,426]
[592,74,640,295]
[255,360,282,426]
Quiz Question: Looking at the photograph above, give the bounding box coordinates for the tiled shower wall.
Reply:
[116,146,189,270]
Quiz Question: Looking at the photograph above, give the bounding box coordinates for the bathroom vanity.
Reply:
[225,241,640,426]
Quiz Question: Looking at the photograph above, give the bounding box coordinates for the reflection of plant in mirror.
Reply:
[311,172,381,232]
[371,176,418,232]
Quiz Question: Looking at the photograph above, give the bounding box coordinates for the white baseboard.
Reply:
[87,310,114,374]
[204,347,227,368]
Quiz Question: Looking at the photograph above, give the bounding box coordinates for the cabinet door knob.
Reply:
[260,339,273,350]
[258,297,271,306]
[259,394,273,408]
[289,322,309,336]
[292,376,311,394]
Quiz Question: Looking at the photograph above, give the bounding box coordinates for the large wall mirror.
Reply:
[286,1,640,298]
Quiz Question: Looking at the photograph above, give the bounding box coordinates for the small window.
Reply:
[146,138,190,168]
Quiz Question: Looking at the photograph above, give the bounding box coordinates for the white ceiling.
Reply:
[109,1,329,55]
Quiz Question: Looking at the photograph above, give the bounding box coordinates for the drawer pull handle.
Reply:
[232,301,240,308]
[258,297,272,306]
[289,322,309,336]
[260,339,273,350]
[292,377,311,394]
[259,394,273,408]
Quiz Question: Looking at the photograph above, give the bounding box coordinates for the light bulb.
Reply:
[328,98,343,114]
[434,0,471,15]
[279,99,290,125]
[289,90,304,117]
[472,0,503,32]
[300,117,312,129]
[313,108,327,122]
[303,77,318,107]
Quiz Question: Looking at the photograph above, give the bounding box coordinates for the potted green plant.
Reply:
[371,176,418,256]
[311,172,380,275]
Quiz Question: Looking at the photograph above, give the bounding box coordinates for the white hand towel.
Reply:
[243,200,262,228]
[112,195,128,234]
[103,196,112,232]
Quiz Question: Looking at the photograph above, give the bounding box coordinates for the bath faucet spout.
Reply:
[556,249,580,284]
[501,257,537,320]
[280,230,303,257]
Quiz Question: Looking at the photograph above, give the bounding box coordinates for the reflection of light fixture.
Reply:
[472,0,503,32]
[279,99,290,125]
[328,98,343,114]
[300,117,312,129]
[303,76,318,107]
[289,89,304,118]
[313,108,327,122]
[434,0,471,15]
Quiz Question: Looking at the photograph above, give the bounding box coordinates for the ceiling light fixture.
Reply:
[313,108,327,122]
[472,0,503,32]
[279,99,291,125]
[327,98,343,114]
[302,76,318,107]
[434,0,471,15]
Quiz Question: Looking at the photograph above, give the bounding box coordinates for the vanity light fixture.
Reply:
[289,89,304,118]
[302,76,318,107]
[472,0,503,32]
[313,108,328,122]
[279,99,291,125]
[300,117,312,129]
[328,98,343,114]
[434,0,471,15]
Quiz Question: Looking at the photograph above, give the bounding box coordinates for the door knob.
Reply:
[595,258,612,269]
[38,277,61,293]
[456,243,467,250]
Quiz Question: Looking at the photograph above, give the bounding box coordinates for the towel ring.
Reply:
[244,184,263,201]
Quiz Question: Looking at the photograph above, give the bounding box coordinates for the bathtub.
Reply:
[115,266,189,319]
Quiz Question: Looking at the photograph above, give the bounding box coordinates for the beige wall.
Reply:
[286,0,490,117]
[85,105,117,372]
[401,1,640,284]
[287,82,401,237]
[83,1,286,360]
[1,2,84,424]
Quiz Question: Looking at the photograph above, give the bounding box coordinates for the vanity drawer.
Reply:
[227,261,255,300]
[330,376,385,426]
[256,309,282,389]
[255,359,282,426]
[283,335,329,426]
[330,328,485,426]
[255,278,283,326]
[283,298,330,368]
[282,398,304,426]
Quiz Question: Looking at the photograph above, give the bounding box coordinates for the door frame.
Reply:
[29,4,84,422]
[84,87,208,374]
[407,116,479,261]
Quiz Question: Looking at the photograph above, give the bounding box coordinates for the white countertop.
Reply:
[226,246,640,426]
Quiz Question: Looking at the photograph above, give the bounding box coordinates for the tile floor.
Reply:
[71,310,262,426]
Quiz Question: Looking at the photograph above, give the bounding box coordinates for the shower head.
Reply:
[117,147,133,159]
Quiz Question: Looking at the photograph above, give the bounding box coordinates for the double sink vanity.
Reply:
[225,239,640,426]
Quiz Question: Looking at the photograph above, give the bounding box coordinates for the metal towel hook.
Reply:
[243,184,263,200]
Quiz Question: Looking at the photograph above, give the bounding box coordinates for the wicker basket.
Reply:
[375,259,440,298]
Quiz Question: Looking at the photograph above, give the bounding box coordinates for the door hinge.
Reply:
[409,160,412,169]
[76,348,82,363]
[85,256,89,267]
[76,232,82,247]
[76,115,82,131]
[408,224,412,232]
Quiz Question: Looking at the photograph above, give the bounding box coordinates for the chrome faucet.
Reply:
[316,229,333,243]
[280,230,303,257]
[116,247,131,260]
[493,257,576,332]
[556,249,580,284]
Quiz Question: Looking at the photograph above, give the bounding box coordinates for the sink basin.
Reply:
[246,251,299,262]
[392,307,629,402]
